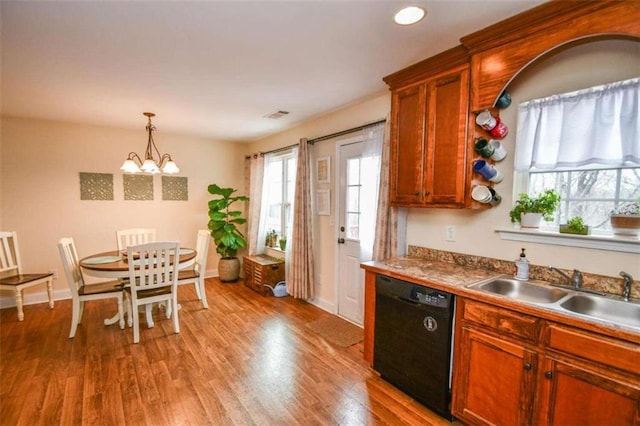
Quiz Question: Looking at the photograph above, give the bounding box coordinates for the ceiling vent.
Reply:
[264,110,290,119]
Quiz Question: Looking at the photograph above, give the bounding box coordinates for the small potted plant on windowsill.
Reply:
[559,216,590,235]
[509,189,561,228]
[610,199,640,237]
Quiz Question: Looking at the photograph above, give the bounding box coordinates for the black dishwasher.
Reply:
[373,274,455,421]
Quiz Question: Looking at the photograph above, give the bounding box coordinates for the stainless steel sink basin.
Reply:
[470,277,569,304]
[560,294,640,329]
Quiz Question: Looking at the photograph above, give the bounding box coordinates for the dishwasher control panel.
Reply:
[413,287,451,308]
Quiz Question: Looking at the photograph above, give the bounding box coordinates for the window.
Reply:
[527,167,640,232]
[263,152,296,242]
[515,77,640,234]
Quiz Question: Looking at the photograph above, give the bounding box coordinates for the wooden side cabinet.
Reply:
[388,66,469,208]
[243,254,285,296]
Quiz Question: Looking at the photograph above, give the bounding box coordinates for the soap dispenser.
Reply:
[514,248,529,280]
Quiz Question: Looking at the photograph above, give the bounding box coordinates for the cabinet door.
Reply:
[389,83,427,205]
[452,327,536,426]
[536,357,640,426]
[424,68,469,206]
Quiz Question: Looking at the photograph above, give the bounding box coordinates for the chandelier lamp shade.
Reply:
[120,112,180,174]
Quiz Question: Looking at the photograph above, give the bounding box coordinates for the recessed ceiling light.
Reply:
[394,6,425,25]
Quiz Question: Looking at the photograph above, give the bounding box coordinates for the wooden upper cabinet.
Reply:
[386,46,470,208]
[390,84,426,205]
[461,1,640,111]
[427,70,468,206]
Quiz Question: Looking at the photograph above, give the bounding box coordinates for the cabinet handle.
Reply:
[524,363,532,371]
[413,191,420,196]
[545,371,553,379]
[424,191,430,196]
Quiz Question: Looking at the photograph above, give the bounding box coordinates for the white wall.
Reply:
[248,39,640,313]
[407,39,640,278]
[245,94,390,311]
[0,117,245,305]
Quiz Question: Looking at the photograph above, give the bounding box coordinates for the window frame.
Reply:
[263,151,296,246]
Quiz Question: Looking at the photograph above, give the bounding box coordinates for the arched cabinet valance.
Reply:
[461,1,640,111]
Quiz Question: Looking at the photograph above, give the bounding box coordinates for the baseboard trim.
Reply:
[306,296,336,315]
[0,288,72,309]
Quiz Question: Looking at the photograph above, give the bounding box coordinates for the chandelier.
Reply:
[120,112,180,174]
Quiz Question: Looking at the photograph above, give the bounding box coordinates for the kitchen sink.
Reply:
[560,294,640,329]
[469,277,569,304]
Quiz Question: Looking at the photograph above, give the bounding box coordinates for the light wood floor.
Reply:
[1,278,455,425]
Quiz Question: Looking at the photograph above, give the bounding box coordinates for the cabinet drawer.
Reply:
[546,324,640,375]
[462,300,541,342]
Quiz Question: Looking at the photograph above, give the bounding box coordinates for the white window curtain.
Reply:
[515,77,640,171]
[373,115,406,261]
[360,122,385,263]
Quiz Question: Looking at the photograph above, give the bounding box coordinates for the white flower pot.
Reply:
[520,213,543,228]
[610,214,640,237]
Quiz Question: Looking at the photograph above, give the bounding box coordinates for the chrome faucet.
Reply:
[620,271,634,302]
[548,266,583,290]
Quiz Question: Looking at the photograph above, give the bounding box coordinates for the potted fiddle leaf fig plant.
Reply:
[207,183,249,282]
[509,189,561,228]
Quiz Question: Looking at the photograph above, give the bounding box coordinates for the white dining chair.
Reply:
[177,229,210,308]
[58,237,125,338]
[126,241,180,343]
[116,228,157,252]
[0,231,54,321]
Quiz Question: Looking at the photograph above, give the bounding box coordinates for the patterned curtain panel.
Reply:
[245,155,265,256]
[372,116,399,261]
[287,138,315,299]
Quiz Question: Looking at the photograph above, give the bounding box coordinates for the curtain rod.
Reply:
[308,118,386,144]
[245,118,386,159]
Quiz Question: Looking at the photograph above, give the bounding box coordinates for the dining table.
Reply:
[80,247,197,326]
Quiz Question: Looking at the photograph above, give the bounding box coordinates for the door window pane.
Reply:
[346,156,362,240]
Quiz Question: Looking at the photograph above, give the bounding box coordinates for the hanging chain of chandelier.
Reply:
[120,112,180,174]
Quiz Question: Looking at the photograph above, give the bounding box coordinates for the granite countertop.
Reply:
[362,255,640,344]
[361,257,500,290]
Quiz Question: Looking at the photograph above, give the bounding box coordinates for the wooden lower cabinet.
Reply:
[535,357,640,426]
[453,327,536,426]
[452,298,640,426]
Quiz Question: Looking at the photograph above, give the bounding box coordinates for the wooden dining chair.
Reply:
[0,231,54,321]
[116,228,157,252]
[126,241,180,343]
[57,237,125,338]
[177,229,211,308]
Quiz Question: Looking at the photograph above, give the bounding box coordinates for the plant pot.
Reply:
[610,214,640,237]
[559,224,590,235]
[520,213,543,228]
[218,257,240,282]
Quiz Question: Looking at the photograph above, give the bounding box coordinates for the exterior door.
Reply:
[337,141,369,325]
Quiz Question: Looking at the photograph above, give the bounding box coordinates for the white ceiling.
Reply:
[1,0,546,142]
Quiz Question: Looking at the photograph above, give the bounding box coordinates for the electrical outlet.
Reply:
[445,225,456,242]
[50,269,58,280]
